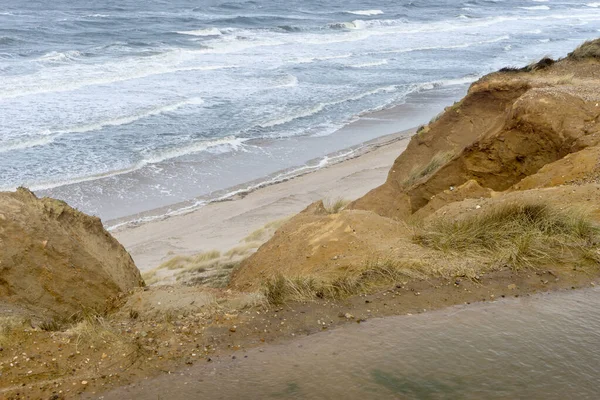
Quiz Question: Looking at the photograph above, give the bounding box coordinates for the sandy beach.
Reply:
[113,131,411,272]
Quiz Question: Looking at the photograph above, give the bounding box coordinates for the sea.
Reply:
[1,0,599,228]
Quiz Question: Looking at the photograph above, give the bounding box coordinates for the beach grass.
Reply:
[402,150,454,188]
[323,197,350,214]
[244,216,290,243]
[413,201,600,270]
[262,259,421,305]
[568,38,600,60]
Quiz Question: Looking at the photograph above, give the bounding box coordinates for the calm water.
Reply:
[1,0,600,224]
[100,287,600,399]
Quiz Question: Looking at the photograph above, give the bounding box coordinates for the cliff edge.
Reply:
[231,39,600,292]
[0,188,143,319]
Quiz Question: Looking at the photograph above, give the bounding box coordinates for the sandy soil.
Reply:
[113,132,411,272]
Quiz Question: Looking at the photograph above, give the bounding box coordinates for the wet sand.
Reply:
[113,131,411,271]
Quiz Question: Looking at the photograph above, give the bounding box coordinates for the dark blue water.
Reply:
[1,0,599,223]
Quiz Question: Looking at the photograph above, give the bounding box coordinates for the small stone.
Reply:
[507,284,517,290]
[81,381,88,385]
[344,313,354,319]
[229,326,237,333]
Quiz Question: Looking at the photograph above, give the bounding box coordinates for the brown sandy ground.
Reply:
[1,266,598,400]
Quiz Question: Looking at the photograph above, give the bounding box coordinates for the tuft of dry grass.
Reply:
[262,259,420,305]
[67,313,147,362]
[403,150,454,188]
[323,197,350,214]
[158,250,221,271]
[413,201,600,271]
[500,56,555,73]
[568,38,600,60]
[225,242,262,258]
[244,217,290,243]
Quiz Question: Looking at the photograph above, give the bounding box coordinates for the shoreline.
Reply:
[106,128,413,232]
[113,129,413,271]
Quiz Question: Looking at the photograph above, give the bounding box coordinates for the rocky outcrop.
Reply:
[0,188,143,319]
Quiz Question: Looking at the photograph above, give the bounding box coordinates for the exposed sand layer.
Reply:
[0,188,143,319]
[235,52,600,290]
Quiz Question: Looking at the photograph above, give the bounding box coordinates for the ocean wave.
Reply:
[329,20,368,30]
[0,135,54,154]
[271,73,298,89]
[0,63,237,100]
[258,85,397,129]
[416,75,478,92]
[26,136,247,193]
[139,136,246,166]
[1,98,205,154]
[53,97,204,135]
[587,2,600,7]
[37,50,84,63]
[106,147,360,231]
[0,36,21,45]
[369,34,510,55]
[519,5,550,10]
[291,53,353,64]
[346,10,384,16]
[177,28,222,36]
[351,60,388,68]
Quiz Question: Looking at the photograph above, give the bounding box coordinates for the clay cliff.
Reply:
[231,39,600,291]
[0,188,143,319]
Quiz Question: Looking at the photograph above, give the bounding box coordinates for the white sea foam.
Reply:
[351,60,388,68]
[329,20,368,30]
[1,98,205,154]
[0,63,237,100]
[258,86,397,129]
[26,136,247,192]
[271,73,299,88]
[52,97,204,136]
[586,2,600,7]
[177,28,222,36]
[519,5,550,10]
[106,147,360,231]
[416,75,478,92]
[346,10,384,16]
[292,53,353,64]
[37,50,83,63]
[369,35,510,55]
[0,135,54,153]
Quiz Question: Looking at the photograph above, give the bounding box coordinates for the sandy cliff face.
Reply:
[0,188,143,318]
[231,40,600,290]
